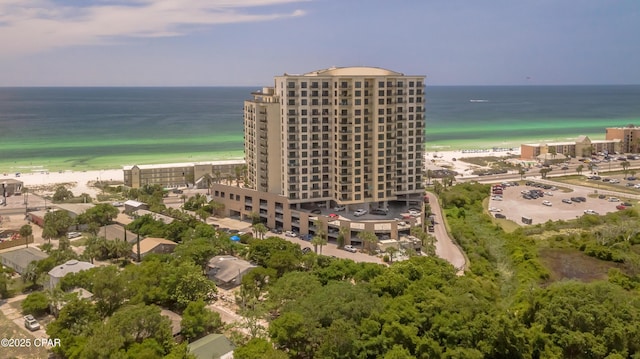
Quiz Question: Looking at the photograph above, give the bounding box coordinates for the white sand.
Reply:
[9,148,522,198]
[425,148,522,176]
[14,169,123,197]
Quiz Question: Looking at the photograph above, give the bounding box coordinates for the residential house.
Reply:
[47,260,95,289]
[206,255,256,289]
[188,333,234,359]
[132,237,177,261]
[0,247,48,274]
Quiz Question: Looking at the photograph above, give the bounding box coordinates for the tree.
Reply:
[22,291,50,316]
[19,224,33,247]
[234,165,244,187]
[539,167,551,179]
[621,160,631,177]
[23,261,40,288]
[384,247,399,264]
[337,225,349,249]
[359,231,379,255]
[78,203,119,228]
[252,223,268,240]
[43,210,74,239]
[52,185,74,202]
[234,338,288,359]
[311,219,327,254]
[576,164,584,175]
[181,300,223,342]
[91,266,128,316]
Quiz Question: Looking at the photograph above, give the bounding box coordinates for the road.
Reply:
[425,192,466,274]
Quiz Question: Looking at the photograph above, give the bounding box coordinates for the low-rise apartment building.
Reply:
[123,160,245,189]
[521,135,621,160]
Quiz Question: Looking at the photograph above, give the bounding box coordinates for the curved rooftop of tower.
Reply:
[301,66,404,77]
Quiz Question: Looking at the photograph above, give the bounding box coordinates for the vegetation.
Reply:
[13,182,640,358]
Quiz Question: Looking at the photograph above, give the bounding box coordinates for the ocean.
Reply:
[1,85,639,173]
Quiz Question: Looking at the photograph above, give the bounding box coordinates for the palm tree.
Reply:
[621,161,630,178]
[252,223,268,240]
[384,246,398,263]
[19,224,33,248]
[359,231,378,255]
[337,226,348,249]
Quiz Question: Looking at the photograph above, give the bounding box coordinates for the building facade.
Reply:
[213,66,426,245]
[244,66,425,207]
[521,135,621,160]
[606,125,640,153]
[123,160,245,189]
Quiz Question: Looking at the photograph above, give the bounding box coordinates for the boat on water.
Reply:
[469,99,489,103]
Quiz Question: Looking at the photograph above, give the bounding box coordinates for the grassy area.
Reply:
[70,237,88,247]
[550,175,640,196]
[539,247,620,282]
[0,311,49,358]
[458,155,519,167]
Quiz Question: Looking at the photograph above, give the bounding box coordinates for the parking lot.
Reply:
[489,181,634,226]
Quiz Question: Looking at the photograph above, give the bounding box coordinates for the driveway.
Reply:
[426,192,466,273]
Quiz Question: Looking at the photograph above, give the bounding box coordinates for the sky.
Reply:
[1,0,639,86]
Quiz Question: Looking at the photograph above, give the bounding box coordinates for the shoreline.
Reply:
[2,149,521,198]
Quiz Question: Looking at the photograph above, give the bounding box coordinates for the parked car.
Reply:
[616,204,627,210]
[284,231,297,237]
[584,209,599,215]
[300,234,313,241]
[328,213,340,219]
[370,208,389,215]
[353,209,368,217]
[488,207,502,212]
[608,197,620,202]
[302,247,312,254]
[310,208,321,214]
[408,209,421,217]
[494,213,506,219]
[542,200,552,206]
[24,315,40,331]
[562,199,573,204]
[333,205,346,212]
[344,244,358,253]
[67,232,82,239]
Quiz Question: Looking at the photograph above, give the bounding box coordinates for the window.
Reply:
[355,81,362,88]
[378,81,384,87]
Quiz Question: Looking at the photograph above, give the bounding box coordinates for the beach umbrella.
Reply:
[230,235,241,242]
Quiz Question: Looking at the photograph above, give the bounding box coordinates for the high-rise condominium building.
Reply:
[243,66,425,209]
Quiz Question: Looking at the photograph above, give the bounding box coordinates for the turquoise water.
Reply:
[0,86,639,172]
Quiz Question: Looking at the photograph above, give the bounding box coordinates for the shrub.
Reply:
[22,291,49,317]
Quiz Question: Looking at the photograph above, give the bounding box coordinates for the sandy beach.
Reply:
[6,169,123,197]
[2,148,522,198]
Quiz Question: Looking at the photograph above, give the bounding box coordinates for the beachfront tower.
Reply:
[243,66,426,209]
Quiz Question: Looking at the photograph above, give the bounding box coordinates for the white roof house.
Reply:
[48,260,95,289]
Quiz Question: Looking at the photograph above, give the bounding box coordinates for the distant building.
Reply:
[123,160,245,189]
[206,255,256,289]
[160,309,182,338]
[124,200,148,214]
[188,333,234,359]
[0,179,23,197]
[606,124,640,153]
[47,260,95,289]
[100,224,138,243]
[521,135,621,160]
[132,237,177,261]
[0,247,48,275]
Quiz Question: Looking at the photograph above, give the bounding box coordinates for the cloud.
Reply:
[0,0,308,56]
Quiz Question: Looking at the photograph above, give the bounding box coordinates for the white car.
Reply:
[284,231,297,237]
[353,209,368,217]
[542,200,552,206]
[544,192,554,196]
[488,207,502,212]
[344,245,357,253]
[635,184,640,189]
[584,209,599,215]
[67,232,82,239]
[608,197,620,202]
[491,196,503,201]
[24,315,40,331]
[333,205,346,212]
[408,209,421,216]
